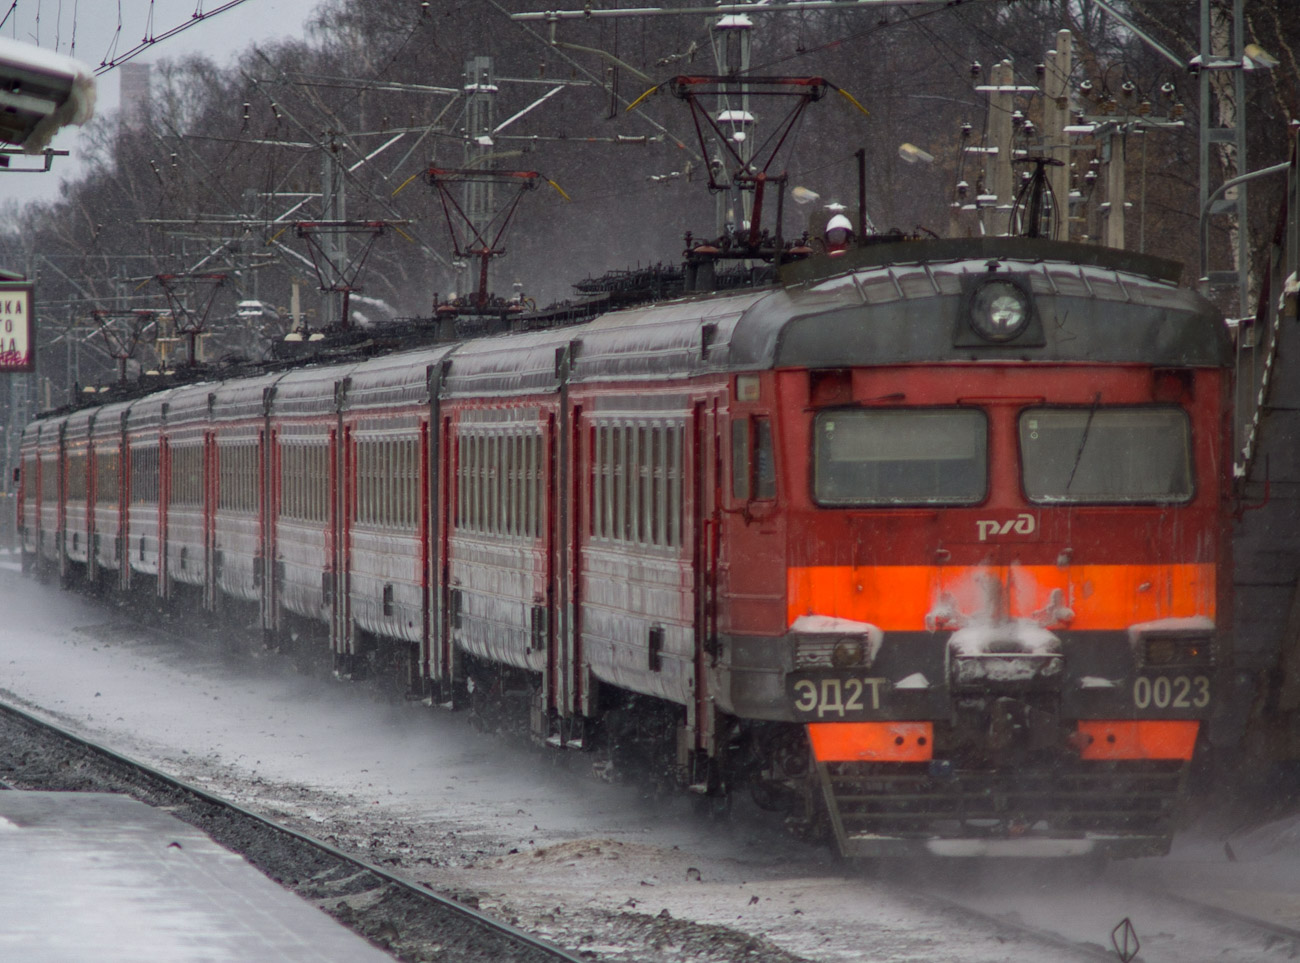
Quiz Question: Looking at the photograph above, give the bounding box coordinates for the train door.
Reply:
[432,413,454,691]
[259,425,275,633]
[690,398,722,760]
[325,423,340,657]
[157,434,169,599]
[203,430,216,610]
[332,423,349,658]
[416,417,432,688]
[557,400,586,721]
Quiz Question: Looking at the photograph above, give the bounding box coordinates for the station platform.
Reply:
[0,790,395,962]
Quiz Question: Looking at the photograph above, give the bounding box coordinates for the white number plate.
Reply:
[788,674,888,721]
[1132,674,1211,711]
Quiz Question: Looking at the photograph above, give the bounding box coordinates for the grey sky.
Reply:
[2,0,328,207]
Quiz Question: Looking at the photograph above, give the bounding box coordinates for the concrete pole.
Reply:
[320,139,346,326]
[462,55,496,301]
[1105,129,1126,249]
[1043,31,1072,240]
[988,61,1015,235]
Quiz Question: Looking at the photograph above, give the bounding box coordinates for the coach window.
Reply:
[1019,406,1193,504]
[732,416,776,502]
[67,453,87,502]
[626,427,638,543]
[501,433,511,536]
[473,434,481,531]
[668,425,682,548]
[466,434,475,530]
[491,433,500,535]
[95,452,119,504]
[523,434,532,537]
[42,456,58,501]
[472,434,484,532]
[131,447,160,504]
[170,446,202,507]
[813,409,987,506]
[462,434,473,525]
[502,433,512,535]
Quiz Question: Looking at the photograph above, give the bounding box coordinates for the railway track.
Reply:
[0,697,587,963]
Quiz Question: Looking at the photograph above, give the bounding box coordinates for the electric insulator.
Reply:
[961,122,972,138]
[1172,102,1186,119]
[1161,82,1176,98]
[1080,79,1094,96]
[1023,120,1036,136]
[1012,109,1025,129]
[970,61,982,77]
[1035,63,1046,78]
[1084,170,1098,186]
[1137,100,1152,116]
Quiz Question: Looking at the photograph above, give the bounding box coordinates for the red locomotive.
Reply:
[19,235,1231,858]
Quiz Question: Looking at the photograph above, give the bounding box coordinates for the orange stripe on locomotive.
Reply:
[787,563,1216,632]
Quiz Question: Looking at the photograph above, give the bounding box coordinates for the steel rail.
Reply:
[0,697,588,963]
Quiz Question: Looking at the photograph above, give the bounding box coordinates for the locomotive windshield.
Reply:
[813,409,987,505]
[1019,406,1193,503]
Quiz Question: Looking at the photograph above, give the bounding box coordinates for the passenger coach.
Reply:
[19,236,1232,858]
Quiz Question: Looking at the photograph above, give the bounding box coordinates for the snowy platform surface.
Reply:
[0,790,393,963]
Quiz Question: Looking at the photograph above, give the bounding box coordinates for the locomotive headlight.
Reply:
[1142,636,1213,667]
[831,638,866,668]
[969,280,1032,343]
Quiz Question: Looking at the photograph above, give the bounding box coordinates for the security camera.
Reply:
[0,37,96,154]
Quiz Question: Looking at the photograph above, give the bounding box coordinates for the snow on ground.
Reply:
[1,564,1298,961]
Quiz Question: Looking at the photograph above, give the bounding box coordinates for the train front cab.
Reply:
[716,242,1233,858]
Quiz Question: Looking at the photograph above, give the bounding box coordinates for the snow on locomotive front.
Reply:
[715,237,1232,858]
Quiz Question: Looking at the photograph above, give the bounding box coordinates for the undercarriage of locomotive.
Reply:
[446,654,1190,859]
[799,690,1189,859]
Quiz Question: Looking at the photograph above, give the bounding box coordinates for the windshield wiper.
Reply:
[1065,393,1101,492]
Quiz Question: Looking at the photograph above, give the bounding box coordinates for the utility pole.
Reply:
[1042,31,1073,240]
[462,56,496,300]
[320,137,346,326]
[984,61,1016,236]
[1104,131,1127,248]
[1198,0,1249,321]
[711,13,752,237]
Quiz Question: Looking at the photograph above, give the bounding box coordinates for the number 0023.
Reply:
[1132,675,1210,710]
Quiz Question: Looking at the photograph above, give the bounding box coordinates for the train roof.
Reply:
[442,239,1228,386]
[25,239,1230,432]
[744,244,1229,368]
[268,365,355,417]
[343,344,458,412]
[164,382,219,425]
[82,399,135,442]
